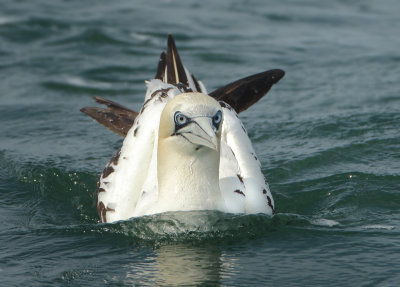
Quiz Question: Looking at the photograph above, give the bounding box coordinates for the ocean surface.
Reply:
[1,0,399,286]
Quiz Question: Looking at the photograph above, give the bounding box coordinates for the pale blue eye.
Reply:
[174,111,188,126]
[212,110,222,129]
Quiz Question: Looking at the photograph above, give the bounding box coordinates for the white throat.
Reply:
[157,137,225,213]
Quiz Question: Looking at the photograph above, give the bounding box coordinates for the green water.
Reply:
[1,0,399,286]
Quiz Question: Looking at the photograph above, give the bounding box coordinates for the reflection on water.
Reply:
[156,244,222,285]
[124,244,225,286]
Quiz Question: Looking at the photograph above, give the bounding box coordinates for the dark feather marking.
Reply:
[143,98,151,107]
[155,51,166,80]
[111,149,121,165]
[80,97,138,137]
[166,34,189,86]
[252,152,258,161]
[98,188,106,193]
[150,87,172,99]
[234,189,245,197]
[174,83,193,93]
[219,101,233,111]
[267,196,275,214]
[134,126,139,137]
[263,189,267,194]
[230,148,236,158]
[97,201,116,222]
[192,74,202,92]
[106,206,115,212]
[102,165,114,178]
[97,201,107,222]
[210,69,285,114]
[237,174,244,184]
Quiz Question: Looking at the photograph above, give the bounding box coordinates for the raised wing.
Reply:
[210,69,285,114]
[80,97,138,137]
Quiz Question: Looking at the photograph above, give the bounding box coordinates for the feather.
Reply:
[155,52,166,81]
[80,35,283,222]
[209,69,285,114]
[165,34,189,86]
[80,96,138,137]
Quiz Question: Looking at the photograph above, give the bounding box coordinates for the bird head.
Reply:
[159,93,223,153]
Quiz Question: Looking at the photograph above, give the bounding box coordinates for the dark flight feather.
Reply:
[165,34,189,86]
[155,52,166,81]
[80,97,138,137]
[80,35,285,137]
[209,69,285,114]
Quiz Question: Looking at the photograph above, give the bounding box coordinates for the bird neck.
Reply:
[157,138,224,212]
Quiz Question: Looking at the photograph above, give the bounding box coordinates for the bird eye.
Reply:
[174,111,188,126]
[212,110,222,129]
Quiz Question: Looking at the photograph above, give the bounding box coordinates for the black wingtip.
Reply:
[269,69,285,84]
[165,34,188,85]
[210,68,285,114]
[167,34,175,46]
[155,52,166,80]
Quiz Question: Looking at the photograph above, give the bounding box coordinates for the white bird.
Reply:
[81,35,284,223]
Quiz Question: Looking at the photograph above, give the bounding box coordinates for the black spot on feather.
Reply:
[219,101,233,111]
[97,201,116,223]
[252,152,258,161]
[150,87,172,99]
[97,201,106,222]
[237,174,244,184]
[111,149,121,165]
[267,196,275,214]
[234,189,245,197]
[102,165,114,178]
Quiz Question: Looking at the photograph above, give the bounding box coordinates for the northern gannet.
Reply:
[81,35,284,223]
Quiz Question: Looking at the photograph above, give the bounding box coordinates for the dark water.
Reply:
[1,0,399,286]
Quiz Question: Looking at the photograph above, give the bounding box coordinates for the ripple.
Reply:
[49,28,131,46]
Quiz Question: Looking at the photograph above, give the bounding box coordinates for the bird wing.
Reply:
[210,69,284,114]
[80,35,284,137]
[80,97,138,137]
[219,102,275,215]
[97,81,183,222]
[90,34,281,221]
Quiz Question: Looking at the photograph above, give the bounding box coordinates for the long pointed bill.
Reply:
[179,117,218,150]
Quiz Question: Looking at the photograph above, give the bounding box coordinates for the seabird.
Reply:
[81,35,284,223]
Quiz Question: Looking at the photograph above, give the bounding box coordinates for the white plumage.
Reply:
[82,35,283,223]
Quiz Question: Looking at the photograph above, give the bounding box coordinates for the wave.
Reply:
[1,150,398,246]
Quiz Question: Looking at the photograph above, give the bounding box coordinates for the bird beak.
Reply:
[178,117,218,150]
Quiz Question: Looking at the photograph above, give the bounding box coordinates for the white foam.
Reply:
[362,225,395,230]
[312,218,340,227]
[0,16,18,25]
[66,76,111,89]
[130,32,150,42]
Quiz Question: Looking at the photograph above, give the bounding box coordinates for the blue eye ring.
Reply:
[174,111,188,126]
[212,110,222,128]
